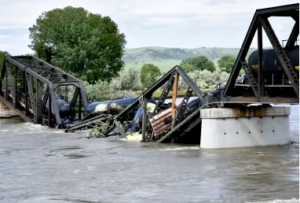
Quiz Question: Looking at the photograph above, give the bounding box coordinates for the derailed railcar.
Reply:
[94,66,206,143]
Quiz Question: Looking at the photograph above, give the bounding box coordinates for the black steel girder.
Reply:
[0,56,88,128]
[222,3,299,101]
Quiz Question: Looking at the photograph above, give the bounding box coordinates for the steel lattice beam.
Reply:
[0,56,88,128]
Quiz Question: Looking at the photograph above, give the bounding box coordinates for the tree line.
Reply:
[83,54,237,101]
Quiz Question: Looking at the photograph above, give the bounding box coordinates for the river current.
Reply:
[0,106,299,203]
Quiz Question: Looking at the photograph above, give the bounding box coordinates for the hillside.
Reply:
[123,47,256,72]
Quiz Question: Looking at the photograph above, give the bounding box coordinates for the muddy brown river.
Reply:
[0,106,298,203]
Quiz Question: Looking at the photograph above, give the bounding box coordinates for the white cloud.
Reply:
[0,0,298,55]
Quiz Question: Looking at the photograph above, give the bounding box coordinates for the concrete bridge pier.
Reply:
[0,101,18,118]
[200,106,291,148]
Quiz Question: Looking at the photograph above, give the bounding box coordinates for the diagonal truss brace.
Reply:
[259,17,299,97]
[153,72,175,114]
[175,86,193,124]
[241,60,259,98]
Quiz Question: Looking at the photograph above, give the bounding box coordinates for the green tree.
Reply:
[180,56,215,72]
[140,64,161,88]
[110,68,142,91]
[29,6,126,84]
[217,55,236,73]
[0,51,10,72]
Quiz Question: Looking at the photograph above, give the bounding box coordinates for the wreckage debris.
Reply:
[67,66,206,143]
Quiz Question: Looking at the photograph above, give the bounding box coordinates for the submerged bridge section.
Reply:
[72,3,298,145]
[0,56,88,128]
[0,4,298,147]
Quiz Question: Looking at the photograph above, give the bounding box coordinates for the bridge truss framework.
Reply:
[0,56,88,128]
[218,3,299,104]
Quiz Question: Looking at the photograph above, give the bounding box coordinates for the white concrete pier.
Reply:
[200,106,291,149]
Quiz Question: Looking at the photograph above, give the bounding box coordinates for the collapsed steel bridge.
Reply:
[0,56,88,128]
[65,3,299,143]
[0,4,298,144]
[110,65,204,143]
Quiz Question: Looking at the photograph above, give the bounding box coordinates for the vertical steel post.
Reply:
[171,72,178,128]
[14,65,17,107]
[49,86,61,127]
[5,61,8,100]
[36,78,39,123]
[257,21,264,99]
[78,89,82,120]
[142,96,148,142]
[48,94,51,127]
[25,71,28,116]
[79,81,88,108]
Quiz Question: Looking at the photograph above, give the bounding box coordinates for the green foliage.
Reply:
[29,6,126,84]
[140,64,161,88]
[0,51,10,71]
[217,55,236,73]
[83,69,230,102]
[83,80,136,102]
[83,81,112,102]
[180,56,215,72]
[110,68,142,91]
[219,71,230,84]
[179,70,230,89]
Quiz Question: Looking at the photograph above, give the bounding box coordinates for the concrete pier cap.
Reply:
[200,106,291,149]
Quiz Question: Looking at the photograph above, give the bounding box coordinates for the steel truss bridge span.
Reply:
[0,56,88,128]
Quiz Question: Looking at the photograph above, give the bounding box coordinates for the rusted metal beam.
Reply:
[171,72,178,128]
[221,96,298,104]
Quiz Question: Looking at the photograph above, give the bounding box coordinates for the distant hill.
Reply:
[123,47,256,72]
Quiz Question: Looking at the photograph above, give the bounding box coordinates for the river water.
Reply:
[0,106,298,203]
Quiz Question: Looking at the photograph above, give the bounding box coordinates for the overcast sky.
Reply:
[0,0,298,55]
